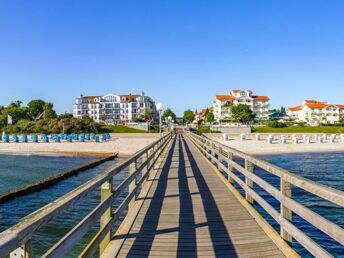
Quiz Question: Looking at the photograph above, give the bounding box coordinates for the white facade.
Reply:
[73,93,158,124]
[287,100,344,125]
[212,89,270,122]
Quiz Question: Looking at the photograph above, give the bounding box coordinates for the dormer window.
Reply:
[240,91,246,97]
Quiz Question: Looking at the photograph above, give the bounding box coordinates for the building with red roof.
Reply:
[73,92,157,124]
[287,100,344,125]
[212,89,270,122]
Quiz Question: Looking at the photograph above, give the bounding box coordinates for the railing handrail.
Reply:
[0,132,173,257]
[201,133,344,207]
[186,131,344,258]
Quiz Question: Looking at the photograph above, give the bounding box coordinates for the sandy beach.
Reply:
[205,133,344,155]
[0,133,160,157]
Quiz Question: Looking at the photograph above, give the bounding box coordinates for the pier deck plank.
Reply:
[104,134,285,258]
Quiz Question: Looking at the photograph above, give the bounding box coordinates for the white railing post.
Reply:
[99,179,113,255]
[281,178,293,244]
[10,240,32,258]
[245,159,254,204]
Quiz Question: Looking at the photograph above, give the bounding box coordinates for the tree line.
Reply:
[0,100,99,134]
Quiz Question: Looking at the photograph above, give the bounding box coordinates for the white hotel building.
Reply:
[287,100,344,125]
[73,93,158,124]
[212,89,270,122]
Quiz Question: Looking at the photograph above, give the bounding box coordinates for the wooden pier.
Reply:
[103,134,287,257]
[0,131,343,258]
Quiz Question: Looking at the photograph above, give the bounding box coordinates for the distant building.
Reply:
[73,92,158,124]
[212,89,270,122]
[287,100,344,125]
[193,107,213,124]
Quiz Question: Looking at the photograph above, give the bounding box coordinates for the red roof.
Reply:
[288,105,302,111]
[216,95,235,101]
[252,96,270,101]
[336,105,344,109]
[304,100,327,104]
[305,103,329,109]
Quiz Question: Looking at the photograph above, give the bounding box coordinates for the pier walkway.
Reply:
[103,134,285,257]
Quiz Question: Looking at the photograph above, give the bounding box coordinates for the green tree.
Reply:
[27,99,46,121]
[143,109,152,121]
[205,112,215,124]
[0,101,27,127]
[280,106,286,114]
[161,108,177,123]
[231,104,255,124]
[42,103,57,120]
[339,114,344,125]
[183,109,195,123]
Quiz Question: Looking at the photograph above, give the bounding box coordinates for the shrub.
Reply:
[266,120,287,128]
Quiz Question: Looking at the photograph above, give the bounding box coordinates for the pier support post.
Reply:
[227,152,234,184]
[100,179,113,255]
[245,160,254,204]
[280,178,293,244]
[10,240,32,258]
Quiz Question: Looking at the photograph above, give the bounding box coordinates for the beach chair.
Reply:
[12,134,19,143]
[21,134,28,143]
[95,135,100,143]
[91,133,96,140]
[4,135,9,143]
[85,133,90,141]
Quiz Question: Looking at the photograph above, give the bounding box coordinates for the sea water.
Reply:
[0,153,343,257]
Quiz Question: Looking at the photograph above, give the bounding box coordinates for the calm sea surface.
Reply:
[0,153,343,257]
[0,154,95,194]
[253,152,344,257]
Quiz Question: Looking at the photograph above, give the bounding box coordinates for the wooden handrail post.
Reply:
[218,146,223,171]
[99,179,113,255]
[129,159,138,210]
[211,143,216,162]
[245,159,254,204]
[281,178,293,244]
[10,239,32,258]
[227,152,234,184]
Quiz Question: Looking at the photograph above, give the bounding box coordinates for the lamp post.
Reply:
[156,102,164,138]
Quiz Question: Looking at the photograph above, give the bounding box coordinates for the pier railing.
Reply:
[0,132,173,258]
[187,131,344,258]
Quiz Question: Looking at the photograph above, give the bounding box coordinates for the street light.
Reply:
[156,102,164,137]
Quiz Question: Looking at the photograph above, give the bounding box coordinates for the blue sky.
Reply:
[0,0,344,116]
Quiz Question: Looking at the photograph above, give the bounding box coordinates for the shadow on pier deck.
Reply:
[103,134,285,257]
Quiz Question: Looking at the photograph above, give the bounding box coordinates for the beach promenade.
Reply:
[206,133,344,155]
[0,133,159,156]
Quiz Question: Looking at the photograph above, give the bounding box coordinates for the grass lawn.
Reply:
[252,126,344,134]
[99,125,149,133]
